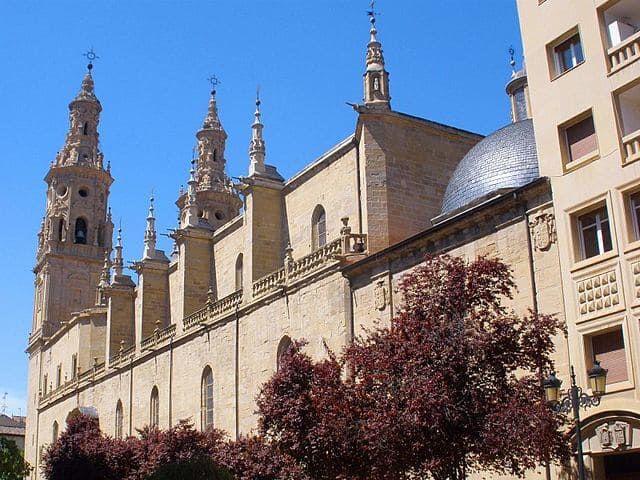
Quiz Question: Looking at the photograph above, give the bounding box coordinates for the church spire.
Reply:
[195,77,231,193]
[363,2,391,110]
[176,77,242,229]
[249,88,266,176]
[55,50,105,169]
[143,195,157,260]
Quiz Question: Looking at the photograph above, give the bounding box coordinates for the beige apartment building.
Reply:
[23,2,640,479]
[517,0,640,477]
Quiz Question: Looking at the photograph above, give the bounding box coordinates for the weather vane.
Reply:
[83,48,99,70]
[508,45,516,72]
[208,74,220,94]
[367,0,379,24]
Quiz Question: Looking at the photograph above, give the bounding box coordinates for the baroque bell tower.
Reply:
[31,56,114,339]
[177,80,242,229]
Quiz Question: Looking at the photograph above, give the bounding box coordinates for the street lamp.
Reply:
[543,361,608,480]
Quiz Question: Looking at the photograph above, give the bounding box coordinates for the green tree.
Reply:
[0,436,32,480]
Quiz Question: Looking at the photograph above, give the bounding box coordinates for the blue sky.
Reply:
[0,0,523,416]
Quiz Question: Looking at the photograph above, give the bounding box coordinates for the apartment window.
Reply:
[630,192,640,240]
[553,32,584,75]
[577,206,613,259]
[563,114,598,164]
[201,367,214,431]
[150,386,159,428]
[115,400,123,439]
[589,327,628,384]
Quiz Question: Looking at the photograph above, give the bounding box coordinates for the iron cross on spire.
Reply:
[208,74,220,95]
[83,48,99,71]
[367,0,379,24]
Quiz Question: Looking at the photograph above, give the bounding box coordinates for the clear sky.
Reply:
[0,0,523,416]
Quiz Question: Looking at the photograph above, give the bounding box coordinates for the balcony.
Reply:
[602,0,640,73]
[616,82,640,164]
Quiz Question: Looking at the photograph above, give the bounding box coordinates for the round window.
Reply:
[56,185,68,197]
[78,188,89,198]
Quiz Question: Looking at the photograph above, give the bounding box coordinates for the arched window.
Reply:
[74,218,87,244]
[52,421,59,443]
[312,205,327,250]
[213,149,217,162]
[115,400,123,439]
[235,254,243,291]
[83,122,89,135]
[150,386,159,428]
[201,367,214,431]
[277,335,293,371]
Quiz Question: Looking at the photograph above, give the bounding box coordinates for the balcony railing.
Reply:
[608,30,640,74]
[140,323,176,351]
[183,290,243,331]
[622,128,640,164]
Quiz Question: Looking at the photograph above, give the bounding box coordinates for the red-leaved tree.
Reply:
[256,255,569,480]
[214,435,305,480]
[41,415,138,480]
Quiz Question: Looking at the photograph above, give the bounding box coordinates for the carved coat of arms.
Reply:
[596,421,630,451]
[529,212,556,251]
[374,279,388,311]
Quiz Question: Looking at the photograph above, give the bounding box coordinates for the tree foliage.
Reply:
[255,255,569,480]
[42,416,230,480]
[0,436,32,480]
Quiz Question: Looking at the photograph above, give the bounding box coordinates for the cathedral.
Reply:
[25,1,640,479]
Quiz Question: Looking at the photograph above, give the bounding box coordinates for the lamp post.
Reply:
[543,361,608,480]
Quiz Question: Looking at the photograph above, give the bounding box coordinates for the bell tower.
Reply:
[177,80,242,229]
[31,56,114,339]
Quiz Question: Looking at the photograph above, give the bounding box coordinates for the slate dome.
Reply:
[440,118,539,216]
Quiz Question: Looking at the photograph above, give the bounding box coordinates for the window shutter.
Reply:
[592,329,628,384]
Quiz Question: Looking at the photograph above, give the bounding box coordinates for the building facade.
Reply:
[517,0,640,477]
[24,3,640,480]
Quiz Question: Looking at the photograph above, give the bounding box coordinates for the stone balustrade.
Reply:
[183,305,209,330]
[141,323,176,351]
[608,31,640,74]
[184,290,243,331]
[252,267,286,298]
[209,290,243,319]
[109,344,136,366]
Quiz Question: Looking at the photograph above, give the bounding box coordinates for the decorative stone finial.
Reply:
[99,249,111,288]
[182,160,200,228]
[202,76,223,130]
[249,87,267,176]
[143,195,157,259]
[113,225,124,277]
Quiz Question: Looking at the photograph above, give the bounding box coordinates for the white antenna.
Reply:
[0,392,7,414]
